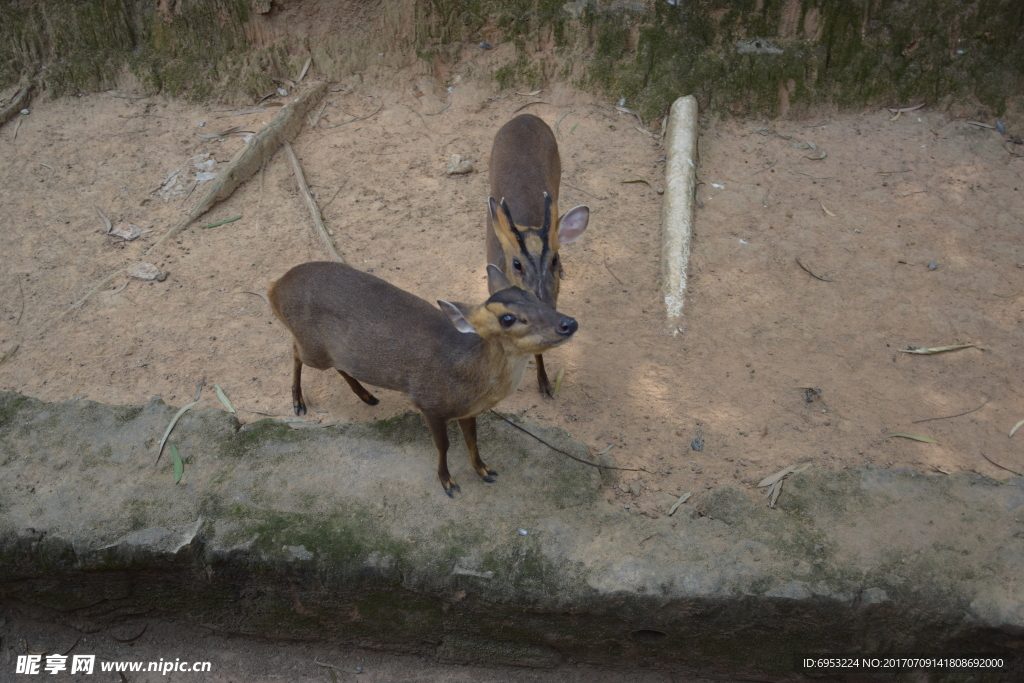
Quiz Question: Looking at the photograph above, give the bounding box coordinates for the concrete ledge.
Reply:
[1,391,1023,677]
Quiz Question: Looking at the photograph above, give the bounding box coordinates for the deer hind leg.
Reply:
[337,369,380,405]
[290,345,306,415]
[424,414,459,497]
[535,353,553,398]
[458,417,497,482]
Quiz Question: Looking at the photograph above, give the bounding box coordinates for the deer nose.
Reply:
[557,317,578,336]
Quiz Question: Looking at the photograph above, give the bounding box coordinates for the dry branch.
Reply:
[0,81,33,128]
[53,271,124,323]
[147,82,328,254]
[54,83,328,324]
[283,141,343,263]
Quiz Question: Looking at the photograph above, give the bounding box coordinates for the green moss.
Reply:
[123,498,152,531]
[222,419,301,459]
[494,54,542,89]
[0,393,30,430]
[0,0,256,101]
[112,404,144,426]
[361,412,430,445]
[357,591,443,630]
[586,0,1024,119]
[3,1,1019,113]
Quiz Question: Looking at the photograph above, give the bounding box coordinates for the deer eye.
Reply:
[512,259,523,272]
[499,314,516,328]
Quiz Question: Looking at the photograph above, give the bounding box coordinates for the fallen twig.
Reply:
[95,206,112,234]
[53,271,124,323]
[0,80,33,128]
[240,290,271,307]
[796,257,834,282]
[603,255,624,284]
[513,101,549,115]
[563,183,601,200]
[0,343,18,367]
[310,99,328,128]
[146,82,327,255]
[324,103,383,128]
[296,57,312,84]
[15,275,25,324]
[979,452,1023,477]
[887,103,925,114]
[554,110,572,137]
[424,102,450,116]
[614,105,644,127]
[196,125,251,139]
[284,141,343,263]
[912,398,989,424]
[213,109,272,119]
[199,215,242,229]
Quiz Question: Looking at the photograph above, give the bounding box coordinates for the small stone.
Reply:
[928,260,939,271]
[110,222,141,241]
[128,262,165,281]
[276,87,288,97]
[20,109,29,115]
[479,42,493,50]
[629,481,641,496]
[446,154,473,175]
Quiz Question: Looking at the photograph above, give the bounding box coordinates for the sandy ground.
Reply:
[2,604,718,682]
[1,73,1024,521]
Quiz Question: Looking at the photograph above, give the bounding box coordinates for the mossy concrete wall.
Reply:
[1,391,1023,680]
[1,1,1021,116]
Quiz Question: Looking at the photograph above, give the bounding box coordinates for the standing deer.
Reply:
[487,113,589,396]
[268,262,578,496]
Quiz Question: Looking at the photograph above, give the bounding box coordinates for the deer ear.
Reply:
[486,264,513,294]
[438,300,477,334]
[558,205,589,245]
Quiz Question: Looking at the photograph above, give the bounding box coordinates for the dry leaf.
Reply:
[899,344,975,355]
[667,492,693,516]
[883,433,939,443]
[214,384,235,414]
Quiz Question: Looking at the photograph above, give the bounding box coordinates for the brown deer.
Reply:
[487,113,589,396]
[268,262,578,497]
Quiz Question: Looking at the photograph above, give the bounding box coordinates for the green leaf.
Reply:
[199,215,242,230]
[170,444,184,483]
[883,433,939,443]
